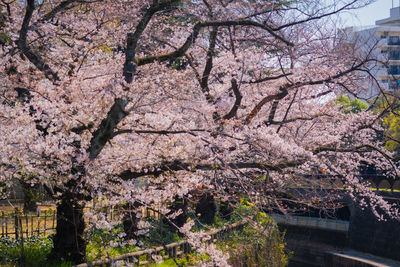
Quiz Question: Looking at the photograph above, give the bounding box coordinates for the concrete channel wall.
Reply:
[272,212,400,267]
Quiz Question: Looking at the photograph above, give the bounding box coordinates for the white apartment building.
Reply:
[341,5,400,98]
[376,5,400,92]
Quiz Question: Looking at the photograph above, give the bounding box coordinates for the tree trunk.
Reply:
[50,192,86,264]
[164,197,188,232]
[122,202,141,240]
[195,193,216,225]
[219,200,234,220]
[20,180,39,213]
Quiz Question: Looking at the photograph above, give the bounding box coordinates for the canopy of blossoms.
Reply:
[0,0,398,264]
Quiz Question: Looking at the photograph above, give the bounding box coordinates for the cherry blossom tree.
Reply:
[0,0,399,263]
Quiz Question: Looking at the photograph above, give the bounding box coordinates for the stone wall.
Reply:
[348,192,400,261]
[279,224,348,267]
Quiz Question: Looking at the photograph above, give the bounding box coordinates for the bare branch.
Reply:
[245,59,370,124]
[136,19,293,67]
[272,0,358,31]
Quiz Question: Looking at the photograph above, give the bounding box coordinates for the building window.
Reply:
[382,80,388,83]
[388,36,400,45]
[389,80,400,89]
[389,50,400,60]
[389,65,400,75]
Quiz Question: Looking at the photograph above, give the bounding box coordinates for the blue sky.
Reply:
[341,0,394,27]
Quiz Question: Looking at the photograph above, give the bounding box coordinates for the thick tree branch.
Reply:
[245,88,288,124]
[119,159,307,180]
[123,0,180,83]
[112,128,207,138]
[136,19,293,67]
[88,98,129,160]
[276,89,298,133]
[17,0,59,81]
[200,26,218,100]
[223,78,242,120]
[40,0,81,22]
[245,59,369,124]
[244,72,293,84]
[313,144,394,161]
[269,113,331,125]
[300,89,332,100]
[266,100,279,125]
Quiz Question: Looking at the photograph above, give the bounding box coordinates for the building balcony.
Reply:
[378,44,400,50]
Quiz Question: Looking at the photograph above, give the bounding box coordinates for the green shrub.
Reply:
[0,236,72,267]
[86,224,137,261]
[218,212,291,267]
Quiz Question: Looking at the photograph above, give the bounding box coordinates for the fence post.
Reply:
[5,213,8,237]
[52,210,56,230]
[14,208,19,240]
[43,210,47,235]
[18,215,25,265]
[25,214,28,238]
[30,215,34,237]
[172,245,177,258]
[147,253,152,267]
[1,211,4,238]
[36,212,40,235]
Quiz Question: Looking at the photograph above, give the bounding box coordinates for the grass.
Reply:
[151,253,210,266]
[86,225,138,261]
[0,236,73,267]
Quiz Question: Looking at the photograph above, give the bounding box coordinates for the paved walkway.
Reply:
[326,251,400,267]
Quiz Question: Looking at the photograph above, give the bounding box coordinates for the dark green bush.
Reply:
[0,236,72,267]
[218,205,291,267]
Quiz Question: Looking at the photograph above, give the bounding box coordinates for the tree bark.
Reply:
[20,181,38,213]
[122,202,142,240]
[50,191,86,264]
[195,193,216,225]
[164,197,188,232]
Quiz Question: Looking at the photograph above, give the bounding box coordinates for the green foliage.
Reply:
[0,236,72,267]
[336,95,369,114]
[212,199,291,267]
[382,112,400,152]
[153,252,209,266]
[86,225,137,261]
[373,96,400,154]
[143,217,184,248]
[218,211,291,267]
[0,6,11,46]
